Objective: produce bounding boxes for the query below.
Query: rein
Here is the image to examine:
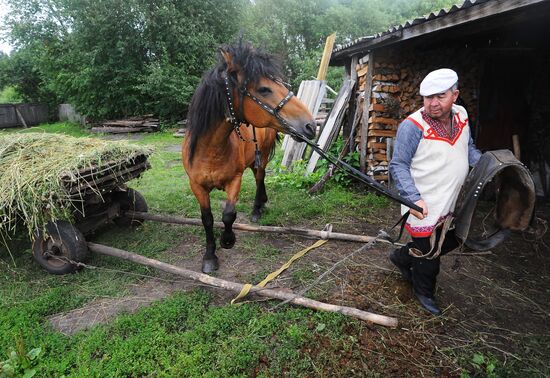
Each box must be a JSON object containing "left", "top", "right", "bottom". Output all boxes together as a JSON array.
[{"left": 285, "top": 126, "right": 424, "bottom": 214}]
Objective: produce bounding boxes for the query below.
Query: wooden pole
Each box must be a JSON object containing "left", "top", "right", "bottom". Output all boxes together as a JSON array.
[
  {"left": 87, "top": 242, "right": 398, "bottom": 328},
  {"left": 15, "top": 105, "right": 28, "bottom": 128},
  {"left": 512, "top": 134, "right": 521, "bottom": 161},
  {"left": 126, "top": 211, "right": 391, "bottom": 244},
  {"left": 360, "top": 52, "right": 374, "bottom": 173},
  {"left": 317, "top": 33, "right": 336, "bottom": 81}
]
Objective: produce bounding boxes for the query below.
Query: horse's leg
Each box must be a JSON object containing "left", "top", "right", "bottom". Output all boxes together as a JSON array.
[
  {"left": 220, "top": 177, "right": 241, "bottom": 249},
  {"left": 251, "top": 167, "right": 268, "bottom": 223},
  {"left": 189, "top": 181, "right": 218, "bottom": 273}
]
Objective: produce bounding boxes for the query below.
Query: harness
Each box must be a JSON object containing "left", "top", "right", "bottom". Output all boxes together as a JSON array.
[
  {"left": 454, "top": 149, "right": 536, "bottom": 250},
  {"left": 222, "top": 72, "right": 294, "bottom": 168}
]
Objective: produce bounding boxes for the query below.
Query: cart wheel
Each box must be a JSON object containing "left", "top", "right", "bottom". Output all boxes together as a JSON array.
[
  {"left": 114, "top": 188, "right": 148, "bottom": 227},
  {"left": 33, "top": 221, "right": 89, "bottom": 275}
]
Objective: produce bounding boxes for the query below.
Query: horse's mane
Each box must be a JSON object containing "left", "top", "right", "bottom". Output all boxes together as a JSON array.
[{"left": 186, "top": 42, "right": 284, "bottom": 164}]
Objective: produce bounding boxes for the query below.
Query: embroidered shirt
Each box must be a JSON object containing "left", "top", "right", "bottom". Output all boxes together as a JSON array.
[
  {"left": 421, "top": 110, "right": 458, "bottom": 140},
  {"left": 389, "top": 105, "right": 482, "bottom": 237}
]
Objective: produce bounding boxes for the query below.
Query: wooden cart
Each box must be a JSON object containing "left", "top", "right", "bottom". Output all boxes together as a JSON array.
[{"left": 32, "top": 154, "right": 150, "bottom": 274}]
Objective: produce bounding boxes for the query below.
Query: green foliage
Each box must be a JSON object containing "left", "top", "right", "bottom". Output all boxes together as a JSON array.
[
  {"left": 460, "top": 352, "right": 498, "bottom": 378},
  {"left": 0, "top": 86, "right": 23, "bottom": 103},
  {"left": 0, "top": 335, "right": 42, "bottom": 378},
  {"left": 266, "top": 159, "right": 324, "bottom": 190},
  {"left": 1, "top": 0, "right": 459, "bottom": 120}
]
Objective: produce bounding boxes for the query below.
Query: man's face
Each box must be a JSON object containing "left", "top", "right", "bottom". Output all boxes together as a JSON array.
[{"left": 423, "top": 89, "right": 459, "bottom": 121}]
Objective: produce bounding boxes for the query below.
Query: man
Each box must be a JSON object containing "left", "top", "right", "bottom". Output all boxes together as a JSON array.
[{"left": 389, "top": 68, "right": 481, "bottom": 315}]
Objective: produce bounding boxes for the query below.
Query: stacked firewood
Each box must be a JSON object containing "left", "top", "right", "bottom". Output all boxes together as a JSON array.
[
  {"left": 353, "top": 47, "right": 480, "bottom": 183},
  {"left": 91, "top": 115, "right": 160, "bottom": 134},
  {"left": 356, "top": 62, "right": 403, "bottom": 181}
]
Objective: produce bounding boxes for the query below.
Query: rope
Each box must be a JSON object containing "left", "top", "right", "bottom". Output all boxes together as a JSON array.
[
  {"left": 270, "top": 230, "right": 385, "bottom": 311},
  {"left": 231, "top": 238, "right": 328, "bottom": 304}
]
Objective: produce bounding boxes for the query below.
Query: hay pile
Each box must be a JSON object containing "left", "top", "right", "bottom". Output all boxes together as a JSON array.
[{"left": 0, "top": 133, "right": 153, "bottom": 243}]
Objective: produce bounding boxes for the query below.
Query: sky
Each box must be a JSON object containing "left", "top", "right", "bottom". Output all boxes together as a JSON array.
[{"left": 0, "top": 0, "right": 12, "bottom": 54}]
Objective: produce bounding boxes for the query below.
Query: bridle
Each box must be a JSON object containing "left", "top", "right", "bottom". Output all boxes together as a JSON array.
[{"left": 222, "top": 71, "right": 294, "bottom": 142}]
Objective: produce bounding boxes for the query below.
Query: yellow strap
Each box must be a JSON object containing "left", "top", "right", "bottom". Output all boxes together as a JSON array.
[{"left": 231, "top": 239, "right": 328, "bottom": 304}]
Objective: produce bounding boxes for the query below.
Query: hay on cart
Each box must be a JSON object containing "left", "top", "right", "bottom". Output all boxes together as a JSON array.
[{"left": 0, "top": 132, "right": 153, "bottom": 244}]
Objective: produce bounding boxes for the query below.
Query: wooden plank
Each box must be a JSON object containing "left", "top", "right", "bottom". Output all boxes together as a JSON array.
[
  {"left": 343, "top": 55, "right": 359, "bottom": 141},
  {"left": 360, "top": 52, "right": 374, "bottom": 173},
  {"left": 317, "top": 33, "right": 336, "bottom": 80},
  {"left": 368, "top": 130, "right": 396, "bottom": 137},
  {"left": 368, "top": 117, "right": 398, "bottom": 125},
  {"left": 281, "top": 80, "right": 326, "bottom": 167},
  {"left": 306, "top": 79, "right": 355, "bottom": 173}
]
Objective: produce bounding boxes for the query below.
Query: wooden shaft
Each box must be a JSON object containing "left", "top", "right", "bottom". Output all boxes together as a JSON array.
[
  {"left": 87, "top": 242, "right": 398, "bottom": 328},
  {"left": 126, "top": 211, "right": 386, "bottom": 244}
]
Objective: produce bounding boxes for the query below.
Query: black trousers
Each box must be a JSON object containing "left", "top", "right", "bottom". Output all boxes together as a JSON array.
[{"left": 393, "top": 229, "right": 460, "bottom": 297}]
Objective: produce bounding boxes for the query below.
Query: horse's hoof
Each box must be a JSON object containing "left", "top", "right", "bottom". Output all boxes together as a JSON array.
[
  {"left": 220, "top": 232, "right": 236, "bottom": 249},
  {"left": 202, "top": 258, "right": 219, "bottom": 273},
  {"left": 251, "top": 211, "right": 261, "bottom": 223}
]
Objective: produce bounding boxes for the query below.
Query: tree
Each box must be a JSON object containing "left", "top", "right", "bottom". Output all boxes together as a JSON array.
[{"left": 3, "top": 0, "right": 246, "bottom": 120}]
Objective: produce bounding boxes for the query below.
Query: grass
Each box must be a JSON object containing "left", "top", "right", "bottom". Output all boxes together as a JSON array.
[
  {"left": 1, "top": 122, "right": 544, "bottom": 377},
  {"left": 0, "top": 122, "right": 390, "bottom": 377}
]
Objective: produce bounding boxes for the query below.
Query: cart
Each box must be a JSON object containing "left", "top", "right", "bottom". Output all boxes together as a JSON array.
[{"left": 32, "top": 153, "right": 150, "bottom": 274}]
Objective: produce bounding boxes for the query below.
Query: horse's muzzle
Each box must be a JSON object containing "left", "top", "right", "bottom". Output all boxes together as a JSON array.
[{"left": 290, "top": 120, "right": 316, "bottom": 141}]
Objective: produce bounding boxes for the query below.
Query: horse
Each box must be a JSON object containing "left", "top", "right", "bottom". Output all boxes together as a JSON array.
[{"left": 182, "top": 43, "right": 316, "bottom": 273}]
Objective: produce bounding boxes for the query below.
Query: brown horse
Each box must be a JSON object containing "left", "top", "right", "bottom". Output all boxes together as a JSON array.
[{"left": 182, "top": 43, "right": 315, "bottom": 273}]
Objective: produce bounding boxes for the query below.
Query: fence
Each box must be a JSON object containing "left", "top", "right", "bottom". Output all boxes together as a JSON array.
[
  {"left": 0, "top": 103, "right": 49, "bottom": 128},
  {"left": 58, "top": 103, "right": 87, "bottom": 126}
]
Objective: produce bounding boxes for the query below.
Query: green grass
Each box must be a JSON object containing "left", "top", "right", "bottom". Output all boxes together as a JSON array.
[
  {"left": 4, "top": 122, "right": 540, "bottom": 377},
  {"left": 0, "top": 122, "right": 390, "bottom": 377}
]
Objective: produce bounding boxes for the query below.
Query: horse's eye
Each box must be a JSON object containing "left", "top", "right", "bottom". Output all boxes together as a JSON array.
[{"left": 257, "top": 87, "right": 272, "bottom": 96}]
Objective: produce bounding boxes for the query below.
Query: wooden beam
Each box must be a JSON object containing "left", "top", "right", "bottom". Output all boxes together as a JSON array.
[
  {"left": 360, "top": 52, "right": 374, "bottom": 173},
  {"left": 126, "top": 211, "right": 394, "bottom": 244},
  {"left": 317, "top": 33, "right": 336, "bottom": 80},
  {"left": 87, "top": 242, "right": 398, "bottom": 328}
]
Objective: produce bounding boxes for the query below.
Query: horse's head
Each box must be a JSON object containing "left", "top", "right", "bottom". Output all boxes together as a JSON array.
[{"left": 220, "top": 45, "right": 316, "bottom": 140}]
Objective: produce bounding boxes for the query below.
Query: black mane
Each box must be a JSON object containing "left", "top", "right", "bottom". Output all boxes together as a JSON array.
[{"left": 186, "top": 42, "right": 284, "bottom": 164}]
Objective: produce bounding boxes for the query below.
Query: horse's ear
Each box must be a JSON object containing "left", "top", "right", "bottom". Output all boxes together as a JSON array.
[{"left": 220, "top": 48, "right": 238, "bottom": 73}]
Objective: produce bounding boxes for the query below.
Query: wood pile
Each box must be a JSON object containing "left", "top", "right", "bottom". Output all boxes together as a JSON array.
[
  {"left": 91, "top": 115, "right": 160, "bottom": 134},
  {"left": 356, "top": 61, "right": 402, "bottom": 182},
  {"left": 352, "top": 47, "right": 480, "bottom": 183}
]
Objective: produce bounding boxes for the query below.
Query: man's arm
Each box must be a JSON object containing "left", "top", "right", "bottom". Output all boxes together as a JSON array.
[
  {"left": 468, "top": 133, "right": 482, "bottom": 167},
  {"left": 389, "top": 120, "right": 422, "bottom": 203}
]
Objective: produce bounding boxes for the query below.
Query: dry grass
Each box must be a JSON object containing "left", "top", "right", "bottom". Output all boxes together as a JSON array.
[{"left": 0, "top": 132, "right": 152, "bottom": 244}]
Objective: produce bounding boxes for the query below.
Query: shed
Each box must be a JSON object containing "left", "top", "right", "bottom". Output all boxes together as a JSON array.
[{"left": 330, "top": 0, "right": 550, "bottom": 197}]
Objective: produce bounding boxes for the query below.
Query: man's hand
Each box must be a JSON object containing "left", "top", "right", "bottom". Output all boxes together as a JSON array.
[{"left": 411, "top": 199, "right": 428, "bottom": 220}]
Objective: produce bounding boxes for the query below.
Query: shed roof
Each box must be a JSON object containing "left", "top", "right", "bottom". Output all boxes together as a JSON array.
[{"left": 330, "top": 0, "right": 549, "bottom": 65}]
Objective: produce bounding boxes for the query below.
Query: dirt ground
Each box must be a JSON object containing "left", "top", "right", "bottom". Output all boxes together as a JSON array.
[{"left": 49, "top": 193, "right": 550, "bottom": 376}]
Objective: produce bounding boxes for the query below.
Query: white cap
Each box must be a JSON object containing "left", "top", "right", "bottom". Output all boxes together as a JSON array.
[{"left": 419, "top": 68, "right": 458, "bottom": 96}]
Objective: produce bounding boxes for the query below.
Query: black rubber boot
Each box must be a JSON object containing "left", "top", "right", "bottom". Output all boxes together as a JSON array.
[
  {"left": 411, "top": 257, "right": 441, "bottom": 315},
  {"left": 389, "top": 246, "right": 413, "bottom": 283},
  {"left": 413, "top": 291, "right": 441, "bottom": 315}
]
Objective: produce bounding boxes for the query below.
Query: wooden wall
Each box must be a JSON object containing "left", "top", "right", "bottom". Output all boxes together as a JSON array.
[{"left": 0, "top": 103, "right": 49, "bottom": 128}]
